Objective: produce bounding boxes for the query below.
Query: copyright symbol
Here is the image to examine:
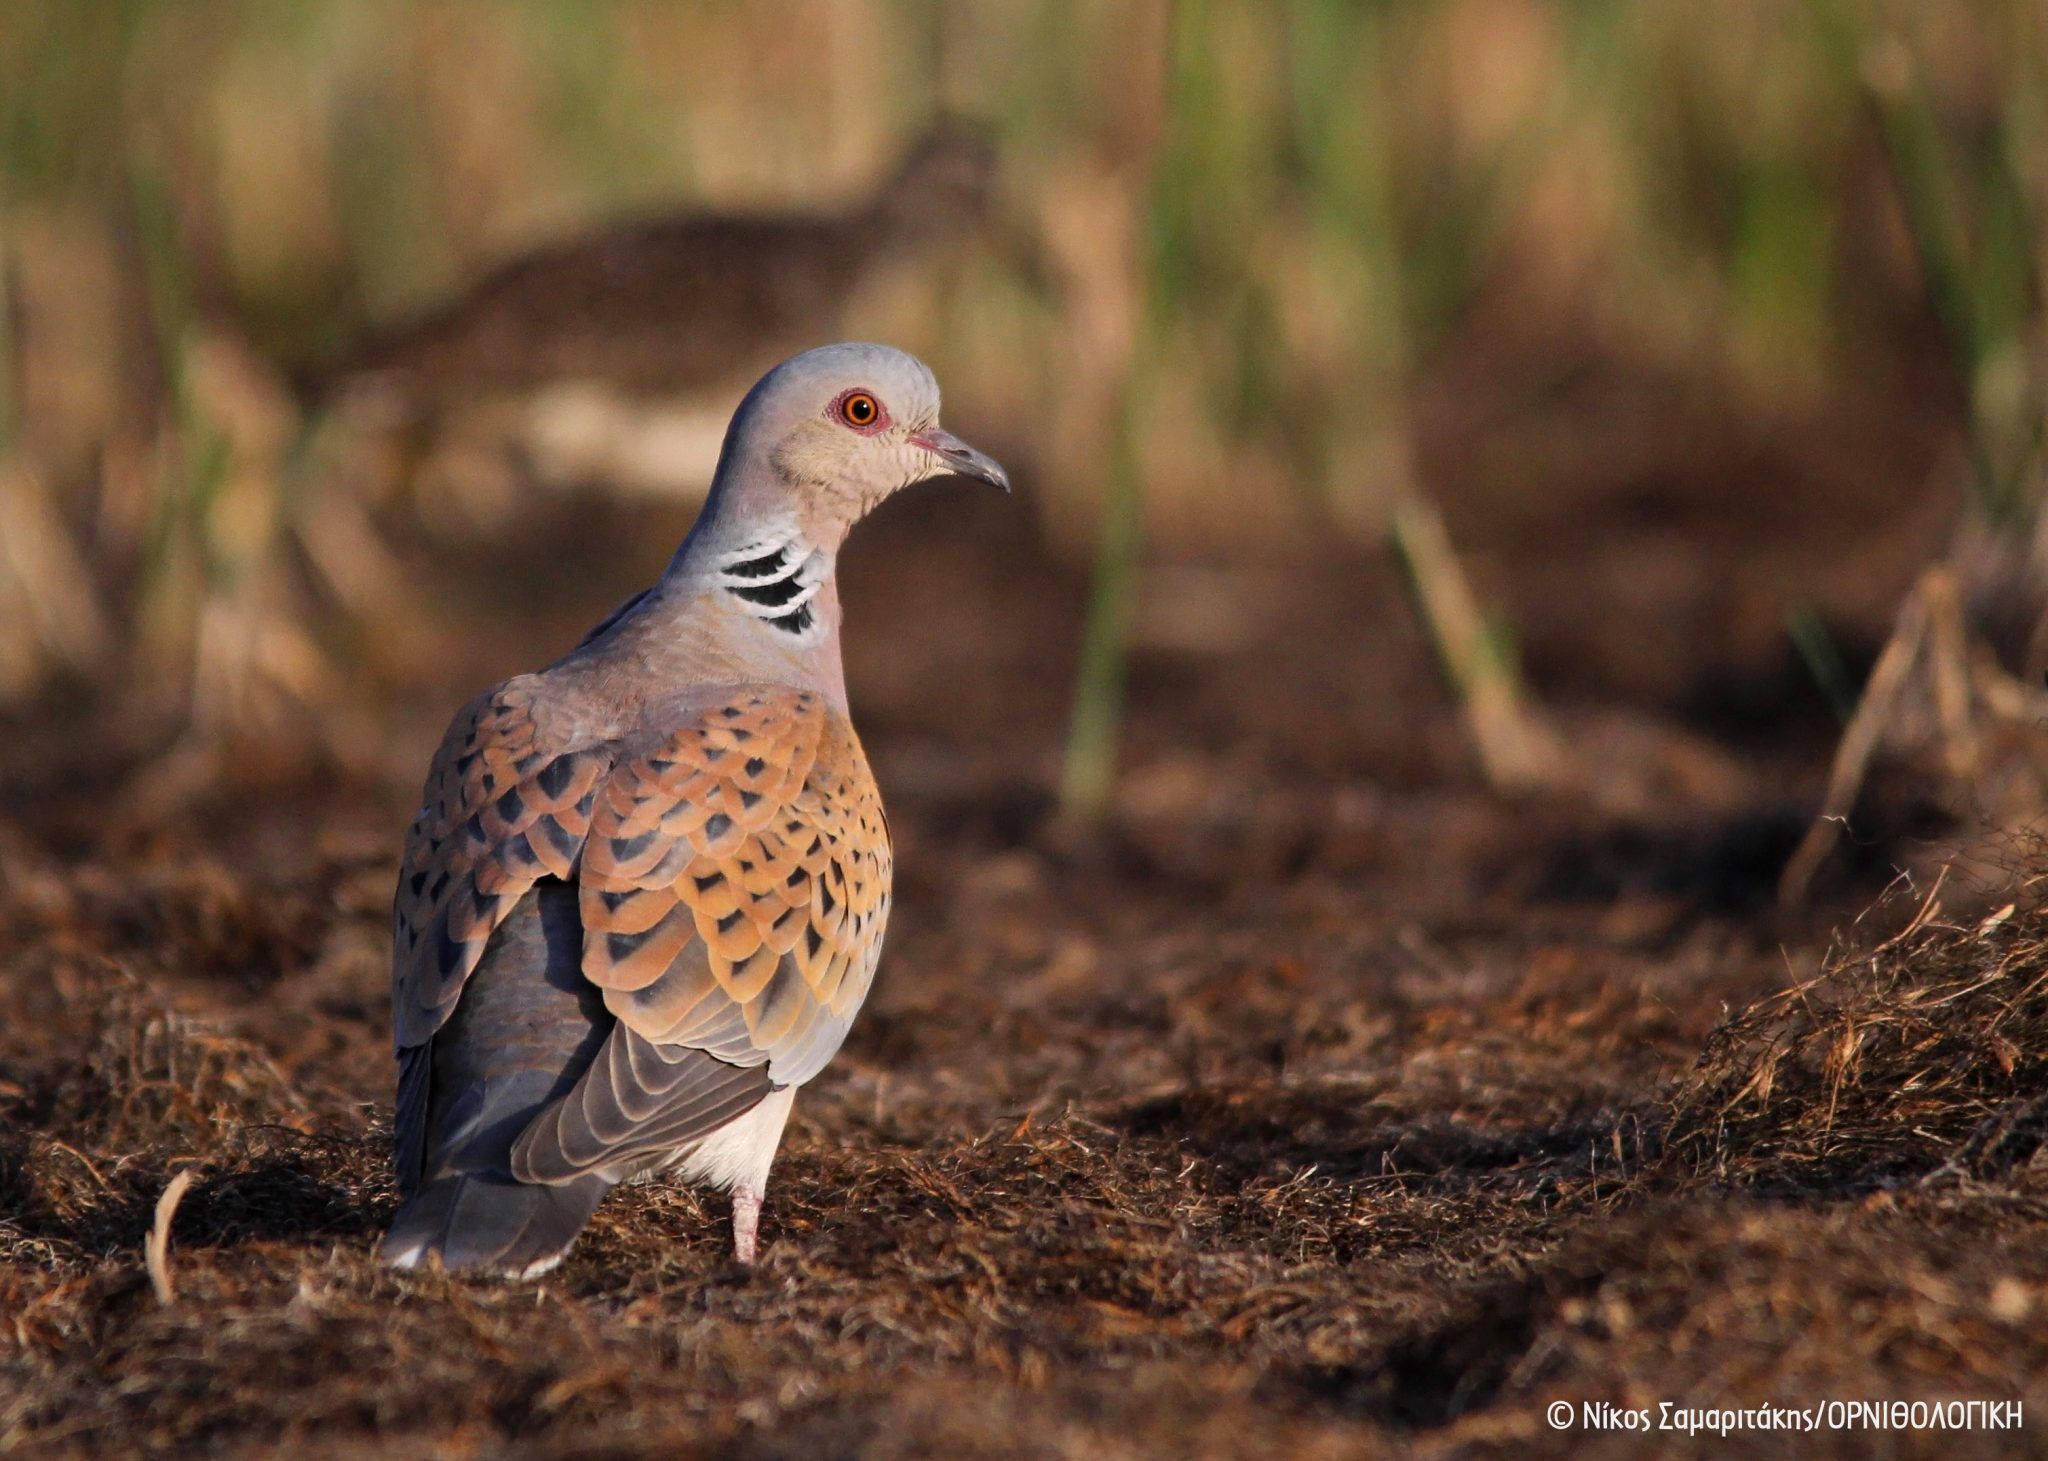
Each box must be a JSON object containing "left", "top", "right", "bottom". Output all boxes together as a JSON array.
[{"left": 1547, "top": 1401, "right": 1574, "bottom": 1430}]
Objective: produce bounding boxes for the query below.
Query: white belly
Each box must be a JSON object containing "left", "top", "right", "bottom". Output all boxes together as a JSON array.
[{"left": 656, "top": 1086, "right": 796, "bottom": 1194}]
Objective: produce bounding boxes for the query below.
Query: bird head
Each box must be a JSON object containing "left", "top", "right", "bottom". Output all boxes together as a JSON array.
[{"left": 713, "top": 342, "right": 1008, "bottom": 542}]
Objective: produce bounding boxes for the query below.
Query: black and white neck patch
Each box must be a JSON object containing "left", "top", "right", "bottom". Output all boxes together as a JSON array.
[{"left": 713, "top": 528, "right": 829, "bottom": 638}]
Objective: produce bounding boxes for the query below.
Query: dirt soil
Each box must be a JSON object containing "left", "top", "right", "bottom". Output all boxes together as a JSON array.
[{"left": 5, "top": 413, "right": 2048, "bottom": 1458}]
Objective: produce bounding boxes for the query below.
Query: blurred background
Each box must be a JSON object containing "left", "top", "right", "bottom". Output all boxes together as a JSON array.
[
  {"left": 1, "top": 0, "right": 2045, "bottom": 868},
  {"left": 9, "top": 5, "right": 2048, "bottom": 1451}
]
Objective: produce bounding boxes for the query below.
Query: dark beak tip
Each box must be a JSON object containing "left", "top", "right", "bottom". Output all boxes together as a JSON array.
[
  {"left": 920, "top": 429, "right": 1011, "bottom": 494},
  {"left": 956, "top": 466, "right": 1010, "bottom": 494}
]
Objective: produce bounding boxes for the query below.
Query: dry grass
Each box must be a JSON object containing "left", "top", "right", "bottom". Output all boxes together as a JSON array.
[
  {"left": 3, "top": 718, "right": 2045, "bottom": 1456},
  {"left": 1665, "top": 863, "right": 2048, "bottom": 1197}
]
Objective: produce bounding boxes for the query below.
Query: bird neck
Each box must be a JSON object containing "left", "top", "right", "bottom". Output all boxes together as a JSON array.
[
  {"left": 673, "top": 509, "right": 838, "bottom": 639},
  {"left": 568, "top": 485, "right": 849, "bottom": 712}
]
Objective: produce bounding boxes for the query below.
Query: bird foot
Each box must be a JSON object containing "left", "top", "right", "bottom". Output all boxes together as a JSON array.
[{"left": 731, "top": 1183, "right": 762, "bottom": 1265}]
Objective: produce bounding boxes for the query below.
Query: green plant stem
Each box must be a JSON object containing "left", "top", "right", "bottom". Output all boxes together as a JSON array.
[
  {"left": 1787, "top": 604, "right": 1859, "bottom": 726},
  {"left": 1057, "top": 0, "right": 1201, "bottom": 824},
  {"left": 1059, "top": 372, "right": 1146, "bottom": 821},
  {"left": 1812, "top": 0, "right": 2038, "bottom": 526},
  {"left": 0, "top": 222, "right": 15, "bottom": 461}
]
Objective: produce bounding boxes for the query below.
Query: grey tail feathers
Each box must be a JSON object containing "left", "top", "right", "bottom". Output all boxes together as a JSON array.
[
  {"left": 385, "top": 879, "right": 615, "bottom": 1277},
  {"left": 380, "top": 1170, "right": 613, "bottom": 1279}
]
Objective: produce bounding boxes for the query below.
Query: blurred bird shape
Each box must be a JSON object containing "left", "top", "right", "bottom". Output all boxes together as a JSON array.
[{"left": 314, "top": 125, "right": 1006, "bottom": 505}]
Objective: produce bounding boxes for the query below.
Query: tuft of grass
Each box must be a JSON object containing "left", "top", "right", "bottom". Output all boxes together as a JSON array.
[{"left": 1665, "top": 878, "right": 2048, "bottom": 1193}]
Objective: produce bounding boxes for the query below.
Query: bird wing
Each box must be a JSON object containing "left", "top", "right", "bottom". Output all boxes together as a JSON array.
[
  {"left": 395, "top": 679, "right": 889, "bottom": 1184},
  {"left": 508, "top": 684, "right": 891, "bottom": 1181},
  {"left": 391, "top": 675, "right": 614, "bottom": 1053}
]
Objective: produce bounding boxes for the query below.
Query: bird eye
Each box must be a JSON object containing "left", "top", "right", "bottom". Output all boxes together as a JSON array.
[{"left": 837, "top": 390, "right": 884, "bottom": 431}]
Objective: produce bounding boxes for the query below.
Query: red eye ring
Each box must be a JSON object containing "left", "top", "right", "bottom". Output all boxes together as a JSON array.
[{"left": 833, "top": 389, "right": 889, "bottom": 434}]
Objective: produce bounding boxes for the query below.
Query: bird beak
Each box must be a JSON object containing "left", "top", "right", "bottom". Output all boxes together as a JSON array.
[{"left": 910, "top": 427, "right": 1011, "bottom": 493}]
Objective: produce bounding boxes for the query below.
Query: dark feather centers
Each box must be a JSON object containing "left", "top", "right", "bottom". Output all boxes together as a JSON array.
[
  {"left": 724, "top": 550, "right": 791, "bottom": 580},
  {"left": 715, "top": 536, "right": 822, "bottom": 637},
  {"left": 729, "top": 577, "right": 807, "bottom": 609}
]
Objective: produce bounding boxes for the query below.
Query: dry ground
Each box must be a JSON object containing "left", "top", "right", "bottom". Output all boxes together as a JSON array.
[{"left": 3, "top": 455, "right": 2048, "bottom": 1458}]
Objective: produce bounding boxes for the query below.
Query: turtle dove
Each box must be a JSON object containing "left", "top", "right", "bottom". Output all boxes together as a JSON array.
[{"left": 380, "top": 343, "right": 1008, "bottom": 1277}]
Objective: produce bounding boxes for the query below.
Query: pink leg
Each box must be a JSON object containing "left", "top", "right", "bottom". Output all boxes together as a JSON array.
[{"left": 731, "top": 1182, "right": 763, "bottom": 1265}]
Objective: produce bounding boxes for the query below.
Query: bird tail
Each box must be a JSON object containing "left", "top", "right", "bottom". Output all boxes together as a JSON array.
[{"left": 380, "top": 1171, "right": 613, "bottom": 1279}]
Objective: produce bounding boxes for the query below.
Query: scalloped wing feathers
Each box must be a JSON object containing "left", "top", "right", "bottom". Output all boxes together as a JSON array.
[
  {"left": 390, "top": 677, "right": 612, "bottom": 1051},
  {"left": 579, "top": 687, "right": 891, "bottom": 1084},
  {"left": 391, "top": 681, "right": 889, "bottom": 1175}
]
